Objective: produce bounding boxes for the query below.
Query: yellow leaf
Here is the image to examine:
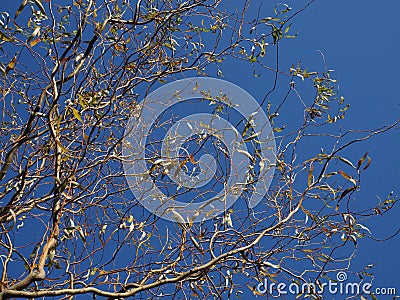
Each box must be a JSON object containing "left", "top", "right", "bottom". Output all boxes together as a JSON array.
[
  {"left": 5, "top": 55, "right": 17, "bottom": 74},
  {"left": 0, "top": 31, "right": 13, "bottom": 42},
  {"left": 30, "top": 37, "right": 41, "bottom": 47}
]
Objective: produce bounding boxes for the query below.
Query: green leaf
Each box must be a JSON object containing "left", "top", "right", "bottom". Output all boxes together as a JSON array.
[
  {"left": 248, "top": 55, "right": 257, "bottom": 63},
  {"left": 70, "top": 107, "right": 83, "bottom": 123},
  {"left": 271, "top": 27, "right": 282, "bottom": 44},
  {"left": 260, "top": 17, "right": 280, "bottom": 23}
]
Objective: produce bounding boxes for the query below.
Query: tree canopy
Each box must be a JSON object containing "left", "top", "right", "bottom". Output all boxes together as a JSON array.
[{"left": 0, "top": 0, "right": 398, "bottom": 299}]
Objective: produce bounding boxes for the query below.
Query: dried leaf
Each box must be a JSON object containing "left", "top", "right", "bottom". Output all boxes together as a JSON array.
[
  {"left": 189, "top": 154, "right": 197, "bottom": 164},
  {"left": 340, "top": 186, "right": 357, "bottom": 200},
  {"left": 30, "top": 37, "right": 41, "bottom": 47},
  {"left": 339, "top": 170, "right": 357, "bottom": 186},
  {"left": 363, "top": 157, "right": 371, "bottom": 170},
  {"left": 338, "top": 156, "right": 355, "bottom": 168},
  {"left": 5, "top": 55, "right": 17, "bottom": 74},
  {"left": 15, "top": 0, "right": 29, "bottom": 18},
  {"left": 357, "top": 152, "right": 369, "bottom": 170}
]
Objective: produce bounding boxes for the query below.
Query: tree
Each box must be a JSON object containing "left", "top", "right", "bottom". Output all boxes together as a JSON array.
[{"left": 0, "top": 0, "right": 398, "bottom": 299}]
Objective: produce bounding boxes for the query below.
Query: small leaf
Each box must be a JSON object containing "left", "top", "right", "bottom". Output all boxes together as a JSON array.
[
  {"left": 339, "top": 170, "right": 357, "bottom": 186},
  {"left": 189, "top": 154, "right": 197, "bottom": 164},
  {"left": 164, "top": 43, "right": 175, "bottom": 51},
  {"left": 308, "top": 164, "right": 314, "bottom": 186},
  {"left": 70, "top": 107, "right": 83, "bottom": 123},
  {"left": 32, "top": 27, "right": 41, "bottom": 37},
  {"left": 32, "top": 0, "right": 47, "bottom": 16},
  {"left": 0, "top": 31, "right": 13, "bottom": 42},
  {"left": 248, "top": 55, "right": 257, "bottom": 63},
  {"left": 357, "top": 152, "right": 369, "bottom": 170},
  {"left": 30, "top": 37, "right": 41, "bottom": 47},
  {"left": 338, "top": 156, "right": 355, "bottom": 168},
  {"left": 357, "top": 223, "right": 372, "bottom": 234},
  {"left": 273, "top": 126, "right": 286, "bottom": 132},
  {"left": 243, "top": 132, "right": 260, "bottom": 142},
  {"left": 15, "top": 0, "right": 29, "bottom": 18},
  {"left": 5, "top": 54, "right": 17, "bottom": 74},
  {"left": 78, "top": 94, "right": 88, "bottom": 108},
  {"left": 340, "top": 186, "right": 357, "bottom": 199},
  {"left": 323, "top": 171, "right": 338, "bottom": 178},
  {"left": 363, "top": 157, "right": 371, "bottom": 170}
]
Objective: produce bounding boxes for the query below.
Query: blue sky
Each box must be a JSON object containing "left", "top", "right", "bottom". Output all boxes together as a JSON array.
[
  {"left": 221, "top": 0, "right": 400, "bottom": 293},
  {"left": 281, "top": 1, "right": 400, "bottom": 290}
]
